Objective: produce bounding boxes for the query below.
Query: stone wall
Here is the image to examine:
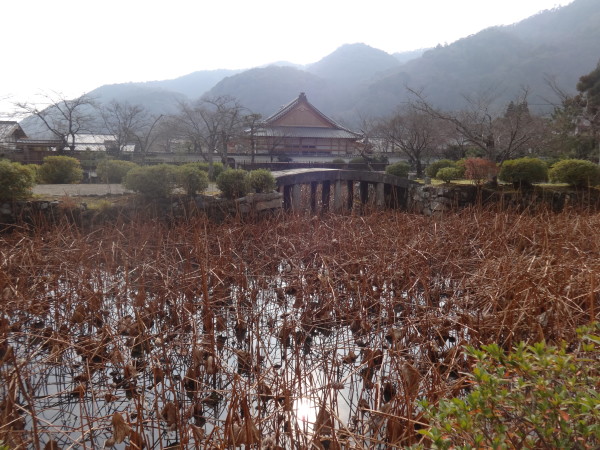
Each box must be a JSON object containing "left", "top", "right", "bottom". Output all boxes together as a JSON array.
[{"left": 409, "top": 183, "right": 600, "bottom": 215}]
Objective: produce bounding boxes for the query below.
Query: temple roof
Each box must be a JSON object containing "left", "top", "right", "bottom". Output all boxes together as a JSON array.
[
  {"left": 254, "top": 126, "right": 359, "bottom": 140},
  {"left": 264, "top": 93, "right": 360, "bottom": 137}
]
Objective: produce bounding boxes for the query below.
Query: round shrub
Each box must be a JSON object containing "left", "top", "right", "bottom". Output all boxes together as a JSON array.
[
  {"left": 37, "top": 155, "right": 83, "bottom": 184},
  {"left": 331, "top": 158, "right": 345, "bottom": 164},
  {"left": 385, "top": 161, "right": 410, "bottom": 178},
  {"left": 549, "top": 159, "right": 600, "bottom": 188},
  {"left": 248, "top": 169, "right": 276, "bottom": 193},
  {"left": 436, "top": 167, "right": 462, "bottom": 184},
  {"left": 186, "top": 161, "right": 224, "bottom": 181},
  {"left": 0, "top": 160, "right": 36, "bottom": 201},
  {"left": 426, "top": 159, "right": 457, "bottom": 178},
  {"left": 216, "top": 169, "right": 250, "bottom": 199},
  {"left": 499, "top": 157, "right": 548, "bottom": 188},
  {"left": 96, "top": 159, "right": 139, "bottom": 183},
  {"left": 124, "top": 164, "right": 176, "bottom": 198},
  {"left": 462, "top": 158, "right": 499, "bottom": 184},
  {"left": 174, "top": 164, "right": 209, "bottom": 196}
]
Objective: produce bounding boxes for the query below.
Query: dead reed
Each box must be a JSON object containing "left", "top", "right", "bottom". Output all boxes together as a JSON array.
[{"left": 0, "top": 207, "right": 598, "bottom": 448}]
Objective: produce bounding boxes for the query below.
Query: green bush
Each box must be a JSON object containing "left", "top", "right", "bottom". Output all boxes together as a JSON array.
[
  {"left": 174, "top": 164, "right": 209, "bottom": 196},
  {"left": 548, "top": 159, "right": 600, "bottom": 188},
  {"left": 37, "top": 155, "right": 83, "bottom": 184},
  {"left": 331, "top": 158, "right": 346, "bottom": 164},
  {"left": 216, "top": 169, "right": 250, "bottom": 199},
  {"left": 499, "top": 157, "right": 548, "bottom": 188},
  {"left": 385, "top": 161, "right": 410, "bottom": 178},
  {"left": 124, "top": 164, "right": 176, "bottom": 198},
  {"left": 0, "top": 160, "right": 36, "bottom": 201},
  {"left": 186, "top": 161, "right": 224, "bottom": 181},
  {"left": 426, "top": 159, "right": 457, "bottom": 178},
  {"left": 436, "top": 167, "right": 462, "bottom": 183},
  {"left": 419, "top": 324, "right": 600, "bottom": 449},
  {"left": 96, "top": 159, "right": 139, "bottom": 183},
  {"left": 248, "top": 169, "right": 276, "bottom": 193}
]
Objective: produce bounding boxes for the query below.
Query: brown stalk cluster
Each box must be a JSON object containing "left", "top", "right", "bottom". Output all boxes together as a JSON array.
[{"left": 0, "top": 207, "right": 598, "bottom": 448}]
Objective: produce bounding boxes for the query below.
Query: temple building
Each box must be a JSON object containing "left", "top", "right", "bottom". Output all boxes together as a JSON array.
[{"left": 249, "top": 93, "right": 362, "bottom": 157}]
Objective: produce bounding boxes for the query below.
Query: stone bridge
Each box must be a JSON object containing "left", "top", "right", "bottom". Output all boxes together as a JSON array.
[{"left": 272, "top": 168, "right": 416, "bottom": 212}]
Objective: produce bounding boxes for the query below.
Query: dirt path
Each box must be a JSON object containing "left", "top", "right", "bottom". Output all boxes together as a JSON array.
[{"left": 32, "top": 184, "right": 132, "bottom": 197}]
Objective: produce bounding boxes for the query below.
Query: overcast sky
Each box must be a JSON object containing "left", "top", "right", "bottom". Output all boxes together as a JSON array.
[{"left": 1, "top": 0, "right": 573, "bottom": 117}]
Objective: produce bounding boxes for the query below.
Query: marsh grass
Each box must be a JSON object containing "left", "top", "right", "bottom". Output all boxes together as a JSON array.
[{"left": 0, "top": 207, "right": 598, "bottom": 448}]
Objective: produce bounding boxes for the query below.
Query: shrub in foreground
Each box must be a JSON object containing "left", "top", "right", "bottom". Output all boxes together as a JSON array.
[
  {"left": 419, "top": 324, "right": 600, "bottom": 449},
  {"left": 499, "top": 157, "right": 548, "bottom": 188},
  {"left": 96, "top": 159, "right": 139, "bottom": 183},
  {"left": 0, "top": 160, "right": 36, "bottom": 201},
  {"left": 248, "top": 169, "right": 276, "bottom": 193},
  {"left": 174, "top": 164, "right": 209, "bottom": 196},
  {"left": 426, "top": 159, "right": 457, "bottom": 178},
  {"left": 436, "top": 167, "right": 462, "bottom": 183},
  {"left": 462, "top": 157, "right": 498, "bottom": 184},
  {"left": 124, "top": 164, "right": 176, "bottom": 198},
  {"left": 549, "top": 159, "right": 600, "bottom": 188},
  {"left": 37, "top": 155, "right": 83, "bottom": 184},
  {"left": 187, "top": 161, "right": 225, "bottom": 181},
  {"left": 216, "top": 169, "right": 250, "bottom": 199},
  {"left": 385, "top": 161, "right": 410, "bottom": 178}
]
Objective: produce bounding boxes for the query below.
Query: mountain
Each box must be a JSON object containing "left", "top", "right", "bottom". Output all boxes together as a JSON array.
[
  {"left": 306, "top": 43, "right": 401, "bottom": 87},
  {"left": 19, "top": 0, "right": 600, "bottom": 134},
  {"left": 358, "top": 0, "right": 600, "bottom": 116}
]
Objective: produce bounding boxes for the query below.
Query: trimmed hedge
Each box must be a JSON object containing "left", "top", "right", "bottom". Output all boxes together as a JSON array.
[
  {"left": 426, "top": 159, "right": 457, "bottom": 178},
  {"left": 549, "top": 159, "right": 600, "bottom": 188},
  {"left": 0, "top": 160, "right": 36, "bottom": 201},
  {"left": 37, "top": 156, "right": 83, "bottom": 184},
  {"left": 499, "top": 157, "right": 548, "bottom": 188},
  {"left": 385, "top": 161, "right": 410, "bottom": 178},
  {"left": 96, "top": 159, "right": 139, "bottom": 183},
  {"left": 436, "top": 167, "right": 462, "bottom": 183},
  {"left": 216, "top": 169, "right": 251, "bottom": 199},
  {"left": 124, "top": 164, "right": 176, "bottom": 198},
  {"left": 248, "top": 169, "right": 276, "bottom": 193},
  {"left": 174, "top": 164, "right": 209, "bottom": 196}
]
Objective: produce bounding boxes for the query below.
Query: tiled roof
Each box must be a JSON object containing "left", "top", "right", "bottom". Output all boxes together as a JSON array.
[
  {"left": 0, "top": 121, "right": 27, "bottom": 140},
  {"left": 264, "top": 93, "right": 358, "bottom": 135},
  {"left": 255, "top": 126, "right": 360, "bottom": 139}
]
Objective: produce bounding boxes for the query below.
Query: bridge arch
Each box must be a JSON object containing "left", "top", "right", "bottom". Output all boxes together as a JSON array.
[{"left": 272, "top": 168, "right": 415, "bottom": 213}]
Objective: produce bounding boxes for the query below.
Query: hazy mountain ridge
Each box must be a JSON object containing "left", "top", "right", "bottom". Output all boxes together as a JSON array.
[{"left": 20, "top": 0, "right": 600, "bottom": 134}]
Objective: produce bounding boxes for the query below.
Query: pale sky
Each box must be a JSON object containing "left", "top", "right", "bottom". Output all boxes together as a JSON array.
[{"left": 0, "top": 0, "right": 573, "bottom": 117}]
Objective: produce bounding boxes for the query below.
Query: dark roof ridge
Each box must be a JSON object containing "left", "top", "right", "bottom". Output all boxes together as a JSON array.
[{"left": 264, "top": 92, "right": 357, "bottom": 134}]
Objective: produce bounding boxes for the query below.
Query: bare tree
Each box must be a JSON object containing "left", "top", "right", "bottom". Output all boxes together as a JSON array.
[
  {"left": 377, "top": 104, "right": 443, "bottom": 177},
  {"left": 242, "top": 113, "right": 263, "bottom": 164},
  {"left": 99, "top": 101, "right": 149, "bottom": 156},
  {"left": 16, "top": 92, "right": 96, "bottom": 152},
  {"left": 174, "top": 95, "right": 245, "bottom": 176},
  {"left": 410, "top": 87, "right": 544, "bottom": 163}
]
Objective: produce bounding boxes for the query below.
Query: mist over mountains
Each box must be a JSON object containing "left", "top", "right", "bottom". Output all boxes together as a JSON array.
[{"left": 21, "top": 0, "right": 600, "bottom": 135}]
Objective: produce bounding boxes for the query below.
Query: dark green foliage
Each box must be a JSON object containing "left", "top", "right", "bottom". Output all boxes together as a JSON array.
[
  {"left": 436, "top": 167, "right": 462, "bottom": 183},
  {"left": 0, "top": 160, "right": 36, "bottom": 201},
  {"left": 37, "top": 156, "right": 83, "bottom": 184},
  {"left": 419, "top": 324, "right": 600, "bottom": 449},
  {"left": 549, "top": 159, "right": 600, "bottom": 187},
  {"left": 96, "top": 160, "right": 139, "bottom": 183},
  {"left": 277, "top": 154, "right": 293, "bottom": 162},
  {"left": 174, "top": 164, "right": 209, "bottom": 196},
  {"left": 385, "top": 161, "right": 410, "bottom": 178},
  {"left": 426, "top": 159, "right": 457, "bottom": 178},
  {"left": 498, "top": 157, "right": 548, "bottom": 188},
  {"left": 331, "top": 158, "right": 346, "bottom": 164},
  {"left": 248, "top": 169, "right": 276, "bottom": 193},
  {"left": 216, "top": 169, "right": 250, "bottom": 199},
  {"left": 124, "top": 164, "right": 176, "bottom": 198},
  {"left": 183, "top": 162, "right": 224, "bottom": 181}
]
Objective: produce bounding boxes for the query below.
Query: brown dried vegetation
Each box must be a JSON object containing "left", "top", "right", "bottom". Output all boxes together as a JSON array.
[{"left": 0, "top": 207, "right": 599, "bottom": 448}]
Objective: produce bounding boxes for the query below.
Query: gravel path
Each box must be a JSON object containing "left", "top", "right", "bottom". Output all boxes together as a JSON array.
[{"left": 32, "top": 184, "right": 132, "bottom": 197}]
